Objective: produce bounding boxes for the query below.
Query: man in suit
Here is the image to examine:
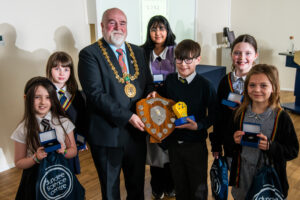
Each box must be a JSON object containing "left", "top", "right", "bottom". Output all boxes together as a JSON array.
[{"left": 78, "top": 7, "right": 155, "bottom": 200}]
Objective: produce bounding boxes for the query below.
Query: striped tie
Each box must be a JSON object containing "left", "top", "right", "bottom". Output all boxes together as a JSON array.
[
  {"left": 41, "top": 119, "right": 51, "bottom": 131},
  {"left": 58, "top": 89, "right": 67, "bottom": 107},
  {"left": 179, "top": 77, "right": 187, "bottom": 84},
  {"left": 116, "top": 48, "right": 127, "bottom": 73}
]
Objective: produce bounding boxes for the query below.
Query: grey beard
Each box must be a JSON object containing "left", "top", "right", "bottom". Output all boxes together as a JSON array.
[{"left": 111, "top": 34, "right": 125, "bottom": 47}]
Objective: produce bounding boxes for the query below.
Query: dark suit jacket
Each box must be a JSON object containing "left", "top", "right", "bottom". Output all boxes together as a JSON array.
[{"left": 78, "top": 38, "right": 153, "bottom": 147}]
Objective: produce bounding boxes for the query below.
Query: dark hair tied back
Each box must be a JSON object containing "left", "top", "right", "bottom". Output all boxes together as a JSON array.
[{"left": 231, "top": 34, "right": 257, "bottom": 53}]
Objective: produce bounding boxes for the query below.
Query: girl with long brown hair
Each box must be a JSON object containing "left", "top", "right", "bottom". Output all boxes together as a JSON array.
[
  {"left": 229, "top": 64, "right": 299, "bottom": 199},
  {"left": 11, "top": 77, "right": 77, "bottom": 200}
]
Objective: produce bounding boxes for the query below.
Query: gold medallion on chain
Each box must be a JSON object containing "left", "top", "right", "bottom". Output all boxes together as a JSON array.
[
  {"left": 98, "top": 39, "right": 139, "bottom": 98},
  {"left": 124, "top": 83, "right": 136, "bottom": 98}
]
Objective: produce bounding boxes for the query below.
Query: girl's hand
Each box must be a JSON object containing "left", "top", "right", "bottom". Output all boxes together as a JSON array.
[
  {"left": 36, "top": 146, "right": 47, "bottom": 160},
  {"left": 175, "top": 118, "right": 198, "bottom": 130},
  {"left": 64, "top": 131, "right": 78, "bottom": 158},
  {"left": 213, "top": 152, "right": 219, "bottom": 159},
  {"left": 79, "top": 145, "right": 89, "bottom": 152},
  {"left": 56, "top": 143, "right": 66, "bottom": 155},
  {"left": 257, "top": 133, "right": 269, "bottom": 150},
  {"left": 233, "top": 131, "right": 244, "bottom": 144},
  {"left": 227, "top": 101, "right": 241, "bottom": 110}
]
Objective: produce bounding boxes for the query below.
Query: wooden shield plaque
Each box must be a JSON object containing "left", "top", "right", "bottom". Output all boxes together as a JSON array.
[{"left": 136, "top": 94, "right": 176, "bottom": 143}]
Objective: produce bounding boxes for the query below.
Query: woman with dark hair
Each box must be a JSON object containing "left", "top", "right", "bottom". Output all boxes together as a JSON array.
[
  {"left": 141, "top": 15, "right": 176, "bottom": 85},
  {"left": 141, "top": 15, "right": 176, "bottom": 199}
]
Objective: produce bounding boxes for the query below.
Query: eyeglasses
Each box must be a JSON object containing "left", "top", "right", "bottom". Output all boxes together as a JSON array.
[{"left": 175, "top": 58, "right": 194, "bottom": 64}]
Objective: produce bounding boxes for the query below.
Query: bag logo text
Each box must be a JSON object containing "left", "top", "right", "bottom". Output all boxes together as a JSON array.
[{"left": 39, "top": 164, "right": 73, "bottom": 199}]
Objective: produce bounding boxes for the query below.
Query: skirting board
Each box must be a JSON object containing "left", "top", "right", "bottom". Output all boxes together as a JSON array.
[{"left": 281, "top": 88, "right": 294, "bottom": 92}]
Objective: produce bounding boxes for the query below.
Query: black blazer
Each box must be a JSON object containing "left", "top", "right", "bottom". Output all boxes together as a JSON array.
[
  {"left": 65, "top": 90, "right": 87, "bottom": 137},
  {"left": 78, "top": 38, "right": 153, "bottom": 147}
]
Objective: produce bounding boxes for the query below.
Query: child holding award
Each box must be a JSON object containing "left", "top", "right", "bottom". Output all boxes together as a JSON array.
[
  {"left": 211, "top": 34, "right": 258, "bottom": 164},
  {"left": 160, "top": 39, "right": 216, "bottom": 200},
  {"left": 11, "top": 77, "right": 77, "bottom": 200},
  {"left": 229, "top": 64, "right": 299, "bottom": 199},
  {"left": 46, "top": 51, "right": 87, "bottom": 174}
]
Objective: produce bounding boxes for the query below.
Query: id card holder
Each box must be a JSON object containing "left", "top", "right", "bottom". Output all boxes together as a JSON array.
[
  {"left": 39, "top": 129, "right": 61, "bottom": 153},
  {"left": 221, "top": 92, "right": 243, "bottom": 108},
  {"left": 241, "top": 122, "right": 261, "bottom": 148},
  {"left": 75, "top": 133, "right": 86, "bottom": 150},
  {"left": 153, "top": 74, "right": 164, "bottom": 84}
]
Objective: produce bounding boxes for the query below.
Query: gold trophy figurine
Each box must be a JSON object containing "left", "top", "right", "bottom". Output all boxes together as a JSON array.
[{"left": 172, "top": 102, "right": 195, "bottom": 126}]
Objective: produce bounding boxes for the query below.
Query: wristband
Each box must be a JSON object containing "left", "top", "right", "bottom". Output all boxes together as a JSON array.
[
  {"left": 63, "top": 149, "right": 67, "bottom": 157},
  {"left": 32, "top": 153, "right": 40, "bottom": 164}
]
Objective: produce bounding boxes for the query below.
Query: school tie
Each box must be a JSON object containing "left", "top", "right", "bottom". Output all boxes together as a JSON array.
[
  {"left": 179, "top": 77, "right": 187, "bottom": 84},
  {"left": 116, "top": 48, "right": 127, "bottom": 73},
  {"left": 41, "top": 119, "right": 51, "bottom": 131},
  {"left": 58, "top": 89, "right": 67, "bottom": 107}
]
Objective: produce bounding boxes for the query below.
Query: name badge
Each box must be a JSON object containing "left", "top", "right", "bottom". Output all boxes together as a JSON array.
[
  {"left": 153, "top": 74, "right": 164, "bottom": 83},
  {"left": 221, "top": 92, "right": 243, "bottom": 108},
  {"left": 75, "top": 133, "right": 86, "bottom": 150},
  {"left": 39, "top": 129, "right": 61, "bottom": 153},
  {"left": 241, "top": 122, "right": 261, "bottom": 148}
]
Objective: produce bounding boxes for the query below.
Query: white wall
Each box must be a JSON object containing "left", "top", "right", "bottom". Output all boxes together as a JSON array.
[
  {"left": 1, "top": 0, "right": 90, "bottom": 52},
  {"left": 231, "top": 0, "right": 300, "bottom": 90},
  {"left": 95, "top": 0, "right": 142, "bottom": 44},
  {"left": 169, "top": 0, "right": 196, "bottom": 43},
  {"left": 196, "top": 0, "right": 231, "bottom": 65},
  {"left": 0, "top": 0, "right": 90, "bottom": 172}
]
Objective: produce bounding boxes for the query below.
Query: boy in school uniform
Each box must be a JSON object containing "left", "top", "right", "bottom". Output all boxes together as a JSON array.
[{"left": 160, "top": 39, "right": 216, "bottom": 200}]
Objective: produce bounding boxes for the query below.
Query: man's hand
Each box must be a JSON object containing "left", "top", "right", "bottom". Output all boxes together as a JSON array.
[
  {"left": 147, "top": 91, "right": 157, "bottom": 98},
  {"left": 129, "top": 114, "right": 145, "bottom": 131}
]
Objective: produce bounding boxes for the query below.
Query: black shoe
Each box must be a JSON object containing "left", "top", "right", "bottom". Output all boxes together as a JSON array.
[{"left": 152, "top": 191, "right": 164, "bottom": 200}]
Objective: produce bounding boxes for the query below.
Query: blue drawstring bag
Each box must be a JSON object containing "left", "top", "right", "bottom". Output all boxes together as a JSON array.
[
  {"left": 246, "top": 153, "right": 284, "bottom": 200},
  {"left": 210, "top": 157, "right": 228, "bottom": 200},
  {"left": 36, "top": 152, "right": 85, "bottom": 200}
]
